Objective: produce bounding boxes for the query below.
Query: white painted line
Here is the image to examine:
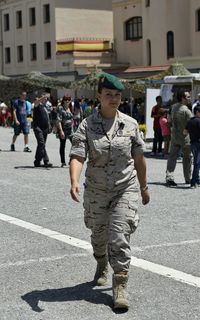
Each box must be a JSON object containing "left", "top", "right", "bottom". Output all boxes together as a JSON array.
[
  {"left": 132, "top": 239, "right": 200, "bottom": 252},
  {"left": 0, "top": 213, "right": 200, "bottom": 288},
  {"left": 0, "top": 253, "right": 89, "bottom": 269},
  {"left": 0, "top": 213, "right": 92, "bottom": 252},
  {"left": 131, "top": 257, "right": 200, "bottom": 288}
]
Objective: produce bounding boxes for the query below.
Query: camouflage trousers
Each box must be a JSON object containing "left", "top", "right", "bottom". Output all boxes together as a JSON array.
[
  {"left": 83, "top": 185, "right": 139, "bottom": 273},
  {"left": 166, "top": 142, "right": 192, "bottom": 182}
]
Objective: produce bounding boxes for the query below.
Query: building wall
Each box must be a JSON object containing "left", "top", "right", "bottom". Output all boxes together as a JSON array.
[
  {"left": 0, "top": 9, "right": 3, "bottom": 74},
  {"left": 113, "top": 0, "right": 200, "bottom": 69},
  {"left": 1, "top": 0, "right": 56, "bottom": 76},
  {"left": 0, "top": 0, "right": 113, "bottom": 77},
  {"left": 113, "top": 0, "right": 143, "bottom": 66},
  {"left": 55, "top": 0, "right": 113, "bottom": 40},
  {"left": 142, "top": 0, "right": 190, "bottom": 66},
  {"left": 190, "top": 0, "right": 200, "bottom": 56}
]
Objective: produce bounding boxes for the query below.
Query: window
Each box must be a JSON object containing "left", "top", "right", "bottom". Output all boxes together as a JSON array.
[
  {"left": 147, "top": 39, "right": 151, "bottom": 66},
  {"left": 30, "top": 43, "right": 37, "bottom": 61},
  {"left": 43, "top": 4, "right": 50, "bottom": 23},
  {"left": 125, "top": 17, "right": 143, "bottom": 40},
  {"left": 17, "top": 45, "right": 23, "bottom": 62},
  {"left": 29, "top": 7, "right": 36, "bottom": 26},
  {"left": 167, "top": 31, "right": 174, "bottom": 59},
  {"left": 5, "top": 47, "right": 11, "bottom": 64},
  {"left": 145, "top": 0, "right": 150, "bottom": 7},
  {"left": 196, "top": 9, "right": 200, "bottom": 31},
  {"left": 44, "top": 41, "right": 51, "bottom": 59},
  {"left": 16, "top": 10, "right": 22, "bottom": 29},
  {"left": 4, "top": 14, "right": 9, "bottom": 31}
]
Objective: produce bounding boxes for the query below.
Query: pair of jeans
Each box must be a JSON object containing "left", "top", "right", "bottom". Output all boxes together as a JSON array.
[
  {"left": 152, "top": 127, "right": 163, "bottom": 153},
  {"left": 191, "top": 142, "right": 200, "bottom": 185},
  {"left": 33, "top": 127, "right": 49, "bottom": 164},
  {"left": 59, "top": 136, "right": 72, "bottom": 164}
]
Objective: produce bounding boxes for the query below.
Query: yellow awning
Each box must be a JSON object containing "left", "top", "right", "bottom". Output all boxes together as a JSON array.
[{"left": 57, "top": 40, "right": 111, "bottom": 53}]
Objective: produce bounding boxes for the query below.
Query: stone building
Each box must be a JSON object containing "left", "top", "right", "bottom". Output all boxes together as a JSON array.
[
  {"left": 0, "top": 0, "right": 119, "bottom": 82},
  {"left": 113, "top": 0, "right": 200, "bottom": 72}
]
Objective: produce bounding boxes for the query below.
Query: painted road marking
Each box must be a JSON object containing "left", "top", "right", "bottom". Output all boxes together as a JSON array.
[
  {"left": 0, "top": 213, "right": 200, "bottom": 288},
  {"left": 132, "top": 239, "right": 200, "bottom": 252},
  {"left": 0, "top": 253, "right": 89, "bottom": 269},
  {"left": 130, "top": 257, "right": 200, "bottom": 288},
  {"left": 0, "top": 213, "right": 92, "bottom": 252}
]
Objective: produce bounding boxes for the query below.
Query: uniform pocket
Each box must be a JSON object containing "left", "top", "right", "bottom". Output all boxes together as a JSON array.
[
  {"left": 114, "top": 135, "right": 133, "bottom": 157},
  {"left": 124, "top": 200, "right": 139, "bottom": 233}
]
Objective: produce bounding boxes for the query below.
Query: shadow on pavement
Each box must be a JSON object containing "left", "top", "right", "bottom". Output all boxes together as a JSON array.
[
  {"left": 149, "top": 181, "right": 191, "bottom": 189},
  {"left": 144, "top": 153, "right": 168, "bottom": 160},
  {"left": 0, "top": 150, "right": 22, "bottom": 152},
  {"left": 14, "top": 165, "right": 61, "bottom": 169},
  {"left": 148, "top": 181, "right": 166, "bottom": 186},
  {"left": 21, "top": 281, "right": 113, "bottom": 312}
]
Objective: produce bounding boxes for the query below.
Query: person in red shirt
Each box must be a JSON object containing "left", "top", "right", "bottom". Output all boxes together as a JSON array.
[{"left": 151, "top": 95, "right": 163, "bottom": 155}]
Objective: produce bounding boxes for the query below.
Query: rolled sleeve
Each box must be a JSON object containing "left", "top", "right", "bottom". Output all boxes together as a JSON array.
[{"left": 69, "top": 119, "right": 88, "bottom": 159}]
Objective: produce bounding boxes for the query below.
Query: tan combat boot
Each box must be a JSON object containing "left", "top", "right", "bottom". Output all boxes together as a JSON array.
[
  {"left": 112, "top": 273, "right": 129, "bottom": 309},
  {"left": 94, "top": 255, "right": 108, "bottom": 286}
]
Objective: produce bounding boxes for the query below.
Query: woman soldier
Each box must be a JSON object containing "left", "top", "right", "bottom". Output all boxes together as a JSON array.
[{"left": 69, "top": 73, "right": 150, "bottom": 310}]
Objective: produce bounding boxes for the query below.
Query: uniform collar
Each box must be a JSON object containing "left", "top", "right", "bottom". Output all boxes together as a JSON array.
[{"left": 92, "top": 109, "right": 125, "bottom": 127}]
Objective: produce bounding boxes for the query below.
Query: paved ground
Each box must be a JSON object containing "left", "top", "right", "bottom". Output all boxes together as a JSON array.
[{"left": 0, "top": 126, "right": 199, "bottom": 320}]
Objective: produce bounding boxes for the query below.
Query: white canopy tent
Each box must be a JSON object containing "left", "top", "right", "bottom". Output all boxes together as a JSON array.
[{"left": 161, "top": 74, "right": 200, "bottom": 105}]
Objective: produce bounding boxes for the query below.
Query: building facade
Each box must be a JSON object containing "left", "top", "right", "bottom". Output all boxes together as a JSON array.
[
  {"left": 0, "top": 0, "right": 115, "bottom": 80},
  {"left": 113, "top": 0, "right": 200, "bottom": 71}
]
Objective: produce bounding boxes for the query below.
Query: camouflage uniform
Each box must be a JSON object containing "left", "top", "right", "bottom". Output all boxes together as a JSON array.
[{"left": 70, "top": 110, "right": 145, "bottom": 273}]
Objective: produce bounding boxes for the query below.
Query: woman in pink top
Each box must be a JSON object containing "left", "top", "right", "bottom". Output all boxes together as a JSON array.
[{"left": 159, "top": 108, "right": 171, "bottom": 157}]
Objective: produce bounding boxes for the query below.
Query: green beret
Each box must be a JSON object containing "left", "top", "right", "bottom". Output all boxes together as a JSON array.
[{"left": 98, "top": 72, "right": 125, "bottom": 92}]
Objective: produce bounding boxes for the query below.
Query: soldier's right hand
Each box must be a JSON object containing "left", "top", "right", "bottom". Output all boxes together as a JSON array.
[{"left": 70, "top": 183, "right": 80, "bottom": 202}]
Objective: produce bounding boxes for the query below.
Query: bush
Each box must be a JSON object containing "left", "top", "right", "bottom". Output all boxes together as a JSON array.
[{"left": 139, "top": 124, "right": 147, "bottom": 139}]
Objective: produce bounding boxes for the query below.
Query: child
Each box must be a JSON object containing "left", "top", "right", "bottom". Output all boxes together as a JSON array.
[{"left": 159, "top": 108, "right": 171, "bottom": 157}]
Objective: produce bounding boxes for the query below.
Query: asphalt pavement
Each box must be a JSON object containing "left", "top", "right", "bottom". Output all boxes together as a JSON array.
[{"left": 0, "top": 126, "right": 199, "bottom": 320}]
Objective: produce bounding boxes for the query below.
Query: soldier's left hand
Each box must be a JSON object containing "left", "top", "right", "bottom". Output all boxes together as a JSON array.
[{"left": 141, "top": 189, "right": 150, "bottom": 205}]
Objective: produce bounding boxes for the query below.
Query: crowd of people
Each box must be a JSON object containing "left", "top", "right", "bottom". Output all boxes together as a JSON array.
[
  {"left": 0, "top": 89, "right": 200, "bottom": 188},
  {"left": 0, "top": 90, "right": 146, "bottom": 164},
  {"left": 1, "top": 85, "right": 200, "bottom": 189},
  {"left": 1, "top": 86, "right": 200, "bottom": 189}
]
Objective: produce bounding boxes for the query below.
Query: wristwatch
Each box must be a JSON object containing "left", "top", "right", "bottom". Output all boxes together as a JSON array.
[{"left": 140, "top": 185, "right": 148, "bottom": 191}]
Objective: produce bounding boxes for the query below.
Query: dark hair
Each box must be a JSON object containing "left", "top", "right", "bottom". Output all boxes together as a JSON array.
[
  {"left": 158, "top": 108, "right": 168, "bottom": 116},
  {"left": 156, "top": 95, "right": 162, "bottom": 102},
  {"left": 194, "top": 105, "right": 200, "bottom": 115},
  {"left": 176, "top": 89, "right": 188, "bottom": 102},
  {"left": 62, "top": 95, "right": 71, "bottom": 102}
]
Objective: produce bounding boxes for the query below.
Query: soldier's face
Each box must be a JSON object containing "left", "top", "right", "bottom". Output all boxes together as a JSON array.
[{"left": 97, "top": 88, "right": 122, "bottom": 110}]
